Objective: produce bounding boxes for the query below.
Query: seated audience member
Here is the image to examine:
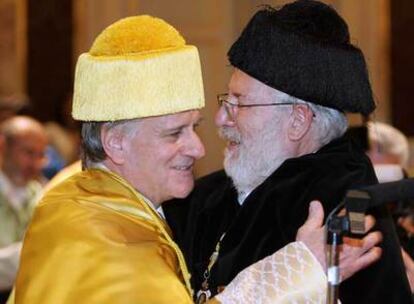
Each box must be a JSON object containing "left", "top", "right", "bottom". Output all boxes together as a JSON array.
[
  {"left": 0, "top": 95, "right": 31, "bottom": 169},
  {"left": 367, "top": 121, "right": 410, "bottom": 183},
  {"left": 0, "top": 116, "right": 47, "bottom": 302},
  {"left": 13, "top": 15, "right": 381, "bottom": 304},
  {"left": 366, "top": 122, "right": 413, "bottom": 248},
  {"left": 42, "top": 121, "right": 80, "bottom": 179},
  {"left": 366, "top": 121, "right": 414, "bottom": 295}
]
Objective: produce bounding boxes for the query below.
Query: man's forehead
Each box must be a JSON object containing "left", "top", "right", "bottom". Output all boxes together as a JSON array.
[
  {"left": 228, "top": 69, "right": 277, "bottom": 100},
  {"left": 143, "top": 110, "right": 201, "bottom": 129},
  {"left": 12, "top": 133, "right": 47, "bottom": 151},
  {"left": 12, "top": 129, "right": 47, "bottom": 142}
]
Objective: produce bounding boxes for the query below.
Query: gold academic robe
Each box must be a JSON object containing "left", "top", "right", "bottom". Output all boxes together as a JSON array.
[
  {"left": 14, "top": 168, "right": 326, "bottom": 304},
  {"left": 15, "top": 168, "right": 196, "bottom": 304}
]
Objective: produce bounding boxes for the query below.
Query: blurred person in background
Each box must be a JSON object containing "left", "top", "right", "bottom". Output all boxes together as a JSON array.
[
  {"left": 0, "top": 116, "right": 47, "bottom": 303},
  {"left": 42, "top": 122, "right": 75, "bottom": 179},
  {"left": 0, "top": 94, "right": 30, "bottom": 169},
  {"left": 366, "top": 121, "right": 414, "bottom": 294},
  {"left": 42, "top": 93, "right": 81, "bottom": 180},
  {"left": 367, "top": 121, "right": 410, "bottom": 183},
  {"left": 366, "top": 121, "right": 413, "bottom": 250}
]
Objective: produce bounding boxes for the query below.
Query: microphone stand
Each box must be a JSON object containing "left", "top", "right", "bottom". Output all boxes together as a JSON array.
[
  {"left": 326, "top": 190, "right": 369, "bottom": 304},
  {"left": 326, "top": 215, "right": 349, "bottom": 304},
  {"left": 325, "top": 179, "right": 414, "bottom": 303}
]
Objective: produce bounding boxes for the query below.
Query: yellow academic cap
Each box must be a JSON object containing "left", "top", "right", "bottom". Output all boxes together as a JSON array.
[{"left": 72, "top": 15, "right": 204, "bottom": 121}]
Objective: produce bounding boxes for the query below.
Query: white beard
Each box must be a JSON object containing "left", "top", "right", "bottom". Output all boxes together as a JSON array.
[{"left": 219, "top": 125, "right": 288, "bottom": 197}]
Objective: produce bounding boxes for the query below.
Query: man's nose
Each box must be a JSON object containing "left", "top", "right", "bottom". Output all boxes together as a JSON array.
[
  {"left": 215, "top": 104, "right": 235, "bottom": 128},
  {"left": 185, "top": 131, "right": 205, "bottom": 160}
]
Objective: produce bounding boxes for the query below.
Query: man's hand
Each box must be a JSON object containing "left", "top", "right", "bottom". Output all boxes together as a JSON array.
[{"left": 296, "top": 200, "right": 382, "bottom": 281}]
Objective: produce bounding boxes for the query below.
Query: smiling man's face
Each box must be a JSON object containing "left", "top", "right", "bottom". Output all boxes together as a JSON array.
[
  {"left": 215, "top": 69, "right": 293, "bottom": 194},
  {"left": 120, "top": 110, "right": 205, "bottom": 205}
]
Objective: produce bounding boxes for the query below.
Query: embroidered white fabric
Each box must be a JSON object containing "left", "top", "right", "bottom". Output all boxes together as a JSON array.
[{"left": 215, "top": 241, "right": 327, "bottom": 304}]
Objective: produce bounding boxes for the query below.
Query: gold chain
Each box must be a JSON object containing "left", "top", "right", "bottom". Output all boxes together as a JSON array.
[{"left": 195, "top": 233, "right": 226, "bottom": 303}]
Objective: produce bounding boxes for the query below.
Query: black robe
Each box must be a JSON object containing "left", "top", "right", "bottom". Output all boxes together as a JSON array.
[{"left": 165, "top": 137, "right": 412, "bottom": 303}]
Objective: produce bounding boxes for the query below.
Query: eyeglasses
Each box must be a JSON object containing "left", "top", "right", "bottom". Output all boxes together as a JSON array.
[{"left": 217, "top": 93, "right": 296, "bottom": 121}]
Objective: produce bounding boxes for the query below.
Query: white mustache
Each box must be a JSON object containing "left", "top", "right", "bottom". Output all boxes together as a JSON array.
[{"left": 218, "top": 127, "right": 241, "bottom": 144}]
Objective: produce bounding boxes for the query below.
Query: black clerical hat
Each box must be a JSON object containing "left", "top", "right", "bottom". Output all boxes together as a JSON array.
[{"left": 228, "top": 0, "right": 376, "bottom": 115}]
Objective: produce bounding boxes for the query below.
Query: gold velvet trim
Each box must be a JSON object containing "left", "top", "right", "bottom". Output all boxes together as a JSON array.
[{"left": 72, "top": 46, "right": 204, "bottom": 121}]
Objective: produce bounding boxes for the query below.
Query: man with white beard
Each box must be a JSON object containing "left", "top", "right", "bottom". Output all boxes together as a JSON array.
[{"left": 164, "top": 1, "right": 412, "bottom": 303}]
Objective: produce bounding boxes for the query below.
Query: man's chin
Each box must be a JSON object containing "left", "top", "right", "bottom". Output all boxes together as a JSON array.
[
  {"left": 224, "top": 148, "right": 238, "bottom": 164},
  {"left": 173, "top": 180, "right": 195, "bottom": 199},
  {"left": 172, "top": 190, "right": 193, "bottom": 200}
]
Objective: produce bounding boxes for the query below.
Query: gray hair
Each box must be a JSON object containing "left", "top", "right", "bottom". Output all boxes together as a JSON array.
[
  {"left": 81, "top": 119, "right": 138, "bottom": 168},
  {"left": 306, "top": 101, "right": 348, "bottom": 147},
  {"left": 272, "top": 90, "right": 348, "bottom": 147}
]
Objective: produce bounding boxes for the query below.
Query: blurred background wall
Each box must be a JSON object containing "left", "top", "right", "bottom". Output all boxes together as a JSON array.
[{"left": 1, "top": 0, "right": 413, "bottom": 176}]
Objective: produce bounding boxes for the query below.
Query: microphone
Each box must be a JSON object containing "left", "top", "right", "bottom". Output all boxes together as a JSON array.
[
  {"left": 325, "top": 179, "right": 414, "bottom": 304},
  {"left": 345, "top": 178, "right": 414, "bottom": 234}
]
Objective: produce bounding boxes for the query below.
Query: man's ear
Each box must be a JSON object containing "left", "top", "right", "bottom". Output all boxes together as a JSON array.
[
  {"left": 287, "top": 104, "right": 314, "bottom": 141},
  {"left": 101, "top": 126, "right": 125, "bottom": 165}
]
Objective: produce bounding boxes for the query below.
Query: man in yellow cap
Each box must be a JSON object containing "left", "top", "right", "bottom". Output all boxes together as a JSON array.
[{"left": 12, "top": 15, "right": 381, "bottom": 304}]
